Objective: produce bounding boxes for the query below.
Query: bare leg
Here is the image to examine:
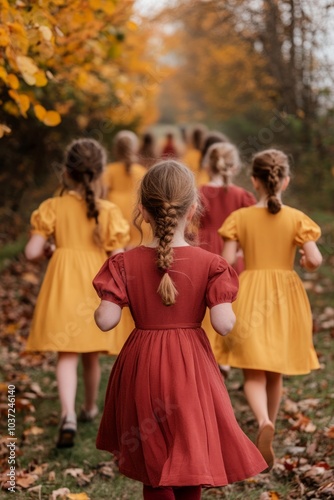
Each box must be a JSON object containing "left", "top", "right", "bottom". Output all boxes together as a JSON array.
[
  {"left": 56, "top": 352, "right": 79, "bottom": 419},
  {"left": 266, "top": 371, "right": 282, "bottom": 425},
  {"left": 243, "top": 369, "right": 271, "bottom": 427},
  {"left": 243, "top": 368, "right": 276, "bottom": 470},
  {"left": 81, "top": 352, "right": 100, "bottom": 414}
]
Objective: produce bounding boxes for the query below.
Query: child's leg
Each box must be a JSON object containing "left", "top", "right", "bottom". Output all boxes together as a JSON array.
[
  {"left": 266, "top": 371, "right": 282, "bottom": 425},
  {"left": 56, "top": 352, "right": 79, "bottom": 419},
  {"left": 81, "top": 352, "right": 100, "bottom": 415},
  {"left": 243, "top": 369, "right": 271, "bottom": 427},
  {"left": 174, "top": 486, "right": 202, "bottom": 499},
  {"left": 143, "top": 485, "right": 175, "bottom": 499},
  {"left": 243, "top": 368, "right": 277, "bottom": 470}
]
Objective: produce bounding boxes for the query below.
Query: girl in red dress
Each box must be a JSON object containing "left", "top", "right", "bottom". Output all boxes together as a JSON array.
[
  {"left": 93, "top": 160, "right": 267, "bottom": 499},
  {"left": 198, "top": 142, "right": 256, "bottom": 372},
  {"left": 199, "top": 141, "right": 256, "bottom": 256}
]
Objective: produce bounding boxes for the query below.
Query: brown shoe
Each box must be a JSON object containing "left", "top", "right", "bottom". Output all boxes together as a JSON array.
[{"left": 256, "top": 422, "right": 275, "bottom": 471}]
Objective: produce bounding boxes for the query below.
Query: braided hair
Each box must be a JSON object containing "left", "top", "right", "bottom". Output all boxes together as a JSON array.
[
  {"left": 135, "top": 160, "right": 199, "bottom": 306},
  {"left": 200, "top": 130, "right": 229, "bottom": 169},
  {"left": 204, "top": 142, "right": 241, "bottom": 187},
  {"left": 251, "top": 149, "right": 290, "bottom": 214},
  {"left": 113, "top": 130, "right": 139, "bottom": 175},
  {"left": 64, "top": 138, "right": 106, "bottom": 243}
]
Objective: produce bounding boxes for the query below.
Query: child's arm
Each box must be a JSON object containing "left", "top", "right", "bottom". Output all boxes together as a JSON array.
[
  {"left": 299, "top": 241, "right": 322, "bottom": 271},
  {"left": 222, "top": 240, "right": 238, "bottom": 266},
  {"left": 25, "top": 234, "right": 47, "bottom": 261},
  {"left": 94, "top": 300, "right": 122, "bottom": 331},
  {"left": 210, "top": 303, "right": 236, "bottom": 336}
]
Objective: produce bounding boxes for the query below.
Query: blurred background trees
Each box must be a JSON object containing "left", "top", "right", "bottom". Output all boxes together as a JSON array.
[
  {"left": 1, "top": 0, "right": 333, "bottom": 246},
  {"left": 0, "top": 0, "right": 160, "bottom": 243},
  {"left": 155, "top": 0, "right": 334, "bottom": 207}
]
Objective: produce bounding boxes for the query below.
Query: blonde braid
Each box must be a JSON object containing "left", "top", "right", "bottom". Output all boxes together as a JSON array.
[
  {"left": 136, "top": 160, "right": 199, "bottom": 306},
  {"left": 155, "top": 203, "right": 179, "bottom": 306}
]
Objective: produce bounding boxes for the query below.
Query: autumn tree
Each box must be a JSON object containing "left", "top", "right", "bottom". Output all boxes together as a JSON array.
[{"left": 0, "top": 0, "right": 161, "bottom": 243}]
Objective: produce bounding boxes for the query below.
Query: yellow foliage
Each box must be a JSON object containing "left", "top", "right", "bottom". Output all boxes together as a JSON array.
[
  {"left": 39, "top": 25, "right": 53, "bottom": 41},
  {"left": 0, "top": 0, "right": 160, "bottom": 132},
  {"left": 66, "top": 493, "right": 90, "bottom": 500},
  {"left": 0, "top": 26, "right": 10, "bottom": 47},
  {"left": 127, "top": 20, "right": 138, "bottom": 31},
  {"left": 0, "top": 124, "right": 12, "bottom": 138},
  {"left": 8, "top": 89, "right": 30, "bottom": 116},
  {"left": 34, "top": 70, "right": 48, "bottom": 87},
  {"left": 0, "top": 66, "right": 7, "bottom": 82},
  {"left": 7, "top": 73, "right": 19, "bottom": 89},
  {"left": 43, "top": 110, "right": 61, "bottom": 127},
  {"left": 34, "top": 104, "right": 47, "bottom": 121},
  {"left": 89, "top": 0, "right": 115, "bottom": 15}
]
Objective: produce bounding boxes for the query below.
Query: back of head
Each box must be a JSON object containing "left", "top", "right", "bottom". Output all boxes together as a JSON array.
[
  {"left": 65, "top": 138, "right": 106, "bottom": 183},
  {"left": 113, "top": 130, "right": 139, "bottom": 173},
  {"left": 142, "top": 132, "right": 154, "bottom": 146},
  {"left": 251, "top": 149, "right": 290, "bottom": 214},
  {"left": 137, "top": 160, "right": 198, "bottom": 306},
  {"left": 200, "top": 130, "right": 229, "bottom": 167},
  {"left": 204, "top": 142, "right": 240, "bottom": 185},
  {"left": 64, "top": 138, "right": 106, "bottom": 243},
  {"left": 191, "top": 124, "right": 207, "bottom": 150}
]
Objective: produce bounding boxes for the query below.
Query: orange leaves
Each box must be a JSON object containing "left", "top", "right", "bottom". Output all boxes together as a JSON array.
[
  {"left": 325, "top": 426, "right": 334, "bottom": 439},
  {"left": 0, "top": 0, "right": 159, "bottom": 135},
  {"left": 89, "top": 0, "right": 115, "bottom": 15},
  {"left": 0, "top": 26, "right": 10, "bottom": 47},
  {"left": 16, "top": 55, "right": 41, "bottom": 85},
  {"left": 33, "top": 105, "right": 61, "bottom": 126},
  {"left": 8, "top": 90, "right": 30, "bottom": 116},
  {"left": 289, "top": 413, "right": 317, "bottom": 433}
]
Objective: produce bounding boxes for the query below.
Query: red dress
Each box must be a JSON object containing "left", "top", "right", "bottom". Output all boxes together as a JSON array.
[
  {"left": 198, "top": 184, "right": 256, "bottom": 255},
  {"left": 93, "top": 246, "right": 267, "bottom": 487}
]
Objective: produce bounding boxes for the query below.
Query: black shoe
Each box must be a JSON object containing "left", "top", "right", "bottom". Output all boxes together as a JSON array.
[{"left": 56, "top": 415, "right": 77, "bottom": 448}]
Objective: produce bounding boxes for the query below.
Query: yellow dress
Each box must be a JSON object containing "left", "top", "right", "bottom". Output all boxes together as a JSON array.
[
  {"left": 103, "top": 162, "right": 151, "bottom": 247},
  {"left": 182, "top": 148, "right": 209, "bottom": 186},
  {"left": 218, "top": 206, "right": 321, "bottom": 375},
  {"left": 26, "top": 191, "right": 131, "bottom": 353}
]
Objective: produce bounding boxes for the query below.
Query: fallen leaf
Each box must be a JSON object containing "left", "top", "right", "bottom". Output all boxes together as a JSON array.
[
  {"left": 27, "top": 484, "right": 42, "bottom": 498},
  {"left": 325, "top": 426, "right": 334, "bottom": 438},
  {"left": 64, "top": 468, "right": 84, "bottom": 478},
  {"left": 51, "top": 487, "right": 70, "bottom": 499},
  {"left": 23, "top": 426, "right": 44, "bottom": 436},
  {"left": 67, "top": 494, "right": 90, "bottom": 500}
]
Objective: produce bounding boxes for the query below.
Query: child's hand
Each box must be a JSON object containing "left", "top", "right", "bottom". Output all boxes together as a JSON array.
[
  {"left": 44, "top": 242, "right": 56, "bottom": 259},
  {"left": 299, "top": 248, "right": 306, "bottom": 268}
]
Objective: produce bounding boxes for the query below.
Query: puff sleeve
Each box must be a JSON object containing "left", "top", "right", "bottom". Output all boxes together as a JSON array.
[
  {"left": 100, "top": 202, "right": 130, "bottom": 252},
  {"left": 93, "top": 253, "right": 129, "bottom": 308},
  {"left": 206, "top": 255, "right": 239, "bottom": 308},
  {"left": 218, "top": 212, "right": 239, "bottom": 241},
  {"left": 294, "top": 213, "right": 321, "bottom": 246},
  {"left": 30, "top": 198, "right": 56, "bottom": 238}
]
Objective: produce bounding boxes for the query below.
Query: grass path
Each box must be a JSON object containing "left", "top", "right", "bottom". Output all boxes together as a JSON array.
[{"left": 0, "top": 212, "right": 333, "bottom": 499}]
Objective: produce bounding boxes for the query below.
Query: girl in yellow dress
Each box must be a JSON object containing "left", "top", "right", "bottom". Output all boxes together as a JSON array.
[
  {"left": 181, "top": 124, "right": 207, "bottom": 177},
  {"left": 103, "top": 130, "right": 149, "bottom": 248},
  {"left": 218, "top": 148, "right": 322, "bottom": 471},
  {"left": 25, "top": 138, "right": 130, "bottom": 448}
]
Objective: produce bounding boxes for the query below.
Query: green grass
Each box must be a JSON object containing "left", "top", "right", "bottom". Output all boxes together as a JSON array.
[{"left": 0, "top": 235, "right": 27, "bottom": 271}]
